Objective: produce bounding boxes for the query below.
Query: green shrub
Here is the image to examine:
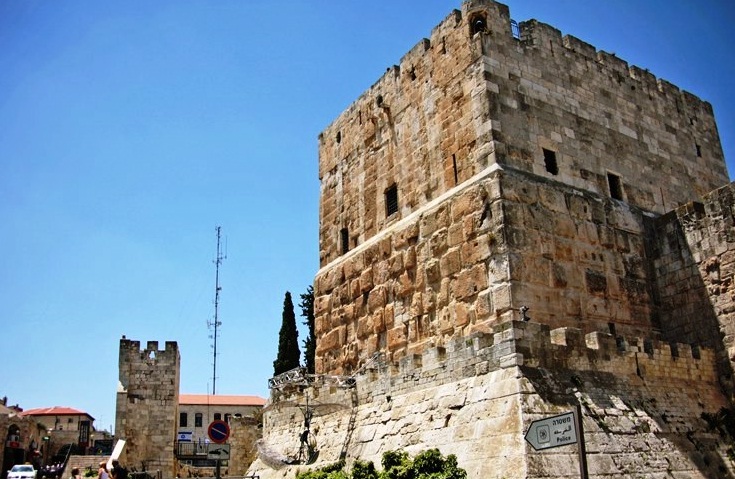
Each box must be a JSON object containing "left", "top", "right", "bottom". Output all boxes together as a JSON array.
[{"left": 295, "top": 449, "right": 466, "bottom": 479}]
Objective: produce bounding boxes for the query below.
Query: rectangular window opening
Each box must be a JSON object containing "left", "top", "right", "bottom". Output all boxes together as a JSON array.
[
  {"left": 194, "top": 413, "right": 203, "bottom": 428},
  {"left": 179, "top": 412, "right": 188, "bottom": 428},
  {"left": 340, "top": 227, "right": 349, "bottom": 255},
  {"left": 543, "top": 148, "right": 558, "bottom": 175},
  {"left": 696, "top": 144, "right": 702, "bottom": 157},
  {"left": 452, "top": 154, "right": 459, "bottom": 185},
  {"left": 607, "top": 172, "right": 623, "bottom": 200},
  {"left": 385, "top": 184, "right": 399, "bottom": 217}
]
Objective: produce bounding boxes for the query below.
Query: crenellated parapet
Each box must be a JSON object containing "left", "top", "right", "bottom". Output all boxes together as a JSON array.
[{"left": 292, "top": 319, "right": 719, "bottom": 408}]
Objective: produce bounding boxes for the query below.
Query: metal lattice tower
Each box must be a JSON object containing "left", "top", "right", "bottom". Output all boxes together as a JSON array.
[{"left": 208, "top": 226, "right": 226, "bottom": 395}]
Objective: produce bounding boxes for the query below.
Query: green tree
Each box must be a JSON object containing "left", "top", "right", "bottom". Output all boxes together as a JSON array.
[
  {"left": 300, "top": 285, "right": 316, "bottom": 374},
  {"left": 273, "top": 291, "right": 300, "bottom": 375}
]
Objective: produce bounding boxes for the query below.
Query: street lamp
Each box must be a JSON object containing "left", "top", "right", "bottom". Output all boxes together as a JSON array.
[{"left": 44, "top": 429, "right": 52, "bottom": 466}]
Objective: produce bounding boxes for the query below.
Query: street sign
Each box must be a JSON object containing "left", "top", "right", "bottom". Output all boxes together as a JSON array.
[
  {"left": 524, "top": 410, "right": 577, "bottom": 450},
  {"left": 207, "top": 420, "right": 230, "bottom": 444},
  {"left": 207, "top": 443, "right": 230, "bottom": 460}
]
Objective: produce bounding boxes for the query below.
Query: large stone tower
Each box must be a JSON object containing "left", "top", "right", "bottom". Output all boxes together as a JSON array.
[
  {"left": 314, "top": 0, "right": 729, "bottom": 376},
  {"left": 250, "top": 1, "right": 735, "bottom": 478},
  {"left": 115, "top": 338, "right": 180, "bottom": 476}
]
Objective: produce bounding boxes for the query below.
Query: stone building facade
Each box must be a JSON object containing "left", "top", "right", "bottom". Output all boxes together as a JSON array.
[
  {"left": 249, "top": 1, "right": 734, "bottom": 478},
  {"left": 115, "top": 338, "right": 180, "bottom": 476},
  {"left": 0, "top": 402, "right": 45, "bottom": 474}
]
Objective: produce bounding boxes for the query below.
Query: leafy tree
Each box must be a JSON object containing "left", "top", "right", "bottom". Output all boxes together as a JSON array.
[
  {"left": 273, "top": 291, "right": 300, "bottom": 375},
  {"left": 300, "top": 285, "right": 316, "bottom": 374}
]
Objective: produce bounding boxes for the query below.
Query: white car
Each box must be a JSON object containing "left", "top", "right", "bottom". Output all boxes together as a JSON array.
[{"left": 8, "top": 465, "right": 37, "bottom": 479}]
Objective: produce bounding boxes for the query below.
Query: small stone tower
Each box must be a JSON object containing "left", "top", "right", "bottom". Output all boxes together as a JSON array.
[{"left": 115, "top": 338, "right": 180, "bottom": 476}]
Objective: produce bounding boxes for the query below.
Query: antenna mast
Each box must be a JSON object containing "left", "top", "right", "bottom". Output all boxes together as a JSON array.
[{"left": 209, "top": 226, "right": 226, "bottom": 395}]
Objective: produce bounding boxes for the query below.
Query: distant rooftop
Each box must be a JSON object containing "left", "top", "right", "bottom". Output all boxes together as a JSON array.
[
  {"left": 21, "top": 406, "right": 94, "bottom": 420},
  {"left": 179, "top": 394, "right": 266, "bottom": 407}
]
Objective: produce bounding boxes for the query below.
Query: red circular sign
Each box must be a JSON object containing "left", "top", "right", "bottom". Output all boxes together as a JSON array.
[{"left": 207, "top": 420, "right": 230, "bottom": 444}]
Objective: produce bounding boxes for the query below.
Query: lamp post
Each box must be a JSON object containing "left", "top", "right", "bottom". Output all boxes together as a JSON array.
[{"left": 44, "top": 429, "right": 52, "bottom": 466}]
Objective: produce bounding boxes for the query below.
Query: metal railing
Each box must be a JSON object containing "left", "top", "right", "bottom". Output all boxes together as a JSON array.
[{"left": 174, "top": 442, "right": 208, "bottom": 457}]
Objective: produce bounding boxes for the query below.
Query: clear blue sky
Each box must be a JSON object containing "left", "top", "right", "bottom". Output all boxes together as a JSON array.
[{"left": 1, "top": 1, "right": 733, "bottom": 433}]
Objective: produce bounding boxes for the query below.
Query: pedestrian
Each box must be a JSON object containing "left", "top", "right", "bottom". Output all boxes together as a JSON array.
[
  {"left": 110, "top": 460, "right": 127, "bottom": 479},
  {"left": 97, "top": 462, "right": 109, "bottom": 479},
  {"left": 70, "top": 468, "right": 82, "bottom": 479}
]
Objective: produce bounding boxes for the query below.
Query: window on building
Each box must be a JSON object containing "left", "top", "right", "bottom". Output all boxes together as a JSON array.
[
  {"left": 224, "top": 414, "right": 231, "bottom": 423},
  {"left": 214, "top": 413, "right": 222, "bottom": 421},
  {"left": 194, "top": 413, "right": 203, "bottom": 428},
  {"left": 180, "top": 412, "right": 188, "bottom": 428},
  {"left": 385, "top": 184, "right": 398, "bottom": 217},
  {"left": 607, "top": 173, "right": 623, "bottom": 200},
  {"left": 696, "top": 144, "right": 702, "bottom": 157},
  {"left": 67, "top": 418, "right": 73, "bottom": 423},
  {"left": 340, "top": 228, "right": 349, "bottom": 255},
  {"left": 543, "top": 148, "right": 558, "bottom": 175}
]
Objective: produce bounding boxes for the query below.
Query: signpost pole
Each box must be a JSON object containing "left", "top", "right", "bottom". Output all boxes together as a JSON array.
[
  {"left": 215, "top": 460, "right": 221, "bottom": 479},
  {"left": 575, "top": 404, "right": 589, "bottom": 479}
]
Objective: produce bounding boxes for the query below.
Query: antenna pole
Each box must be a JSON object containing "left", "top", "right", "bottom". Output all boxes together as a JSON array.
[{"left": 210, "top": 226, "right": 225, "bottom": 395}]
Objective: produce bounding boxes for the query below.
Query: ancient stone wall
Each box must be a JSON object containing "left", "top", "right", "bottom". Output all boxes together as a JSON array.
[
  {"left": 318, "top": 0, "right": 727, "bottom": 270},
  {"left": 115, "top": 339, "right": 180, "bottom": 477},
  {"left": 652, "top": 182, "right": 735, "bottom": 390},
  {"left": 250, "top": 320, "right": 731, "bottom": 478},
  {"left": 315, "top": 0, "right": 729, "bottom": 378},
  {"left": 315, "top": 165, "right": 670, "bottom": 376}
]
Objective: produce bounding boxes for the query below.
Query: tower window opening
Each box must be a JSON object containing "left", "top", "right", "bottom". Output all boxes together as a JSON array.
[
  {"left": 385, "top": 184, "right": 399, "bottom": 217},
  {"left": 452, "top": 154, "right": 459, "bottom": 184},
  {"left": 696, "top": 144, "right": 702, "bottom": 157},
  {"left": 336, "top": 131, "right": 341, "bottom": 144},
  {"left": 543, "top": 148, "right": 558, "bottom": 175},
  {"left": 607, "top": 173, "right": 624, "bottom": 200},
  {"left": 340, "top": 227, "right": 349, "bottom": 255},
  {"left": 470, "top": 14, "right": 487, "bottom": 35}
]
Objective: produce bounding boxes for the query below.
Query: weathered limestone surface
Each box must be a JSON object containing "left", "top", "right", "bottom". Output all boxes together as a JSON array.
[
  {"left": 249, "top": 321, "right": 731, "bottom": 478},
  {"left": 653, "top": 183, "right": 735, "bottom": 384},
  {"left": 315, "top": 0, "right": 729, "bottom": 377},
  {"left": 256, "top": 1, "right": 735, "bottom": 478},
  {"left": 115, "top": 339, "right": 180, "bottom": 476}
]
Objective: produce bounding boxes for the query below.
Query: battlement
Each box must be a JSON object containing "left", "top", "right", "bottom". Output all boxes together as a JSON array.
[
  {"left": 287, "top": 320, "right": 717, "bottom": 407},
  {"left": 119, "top": 337, "right": 179, "bottom": 359}
]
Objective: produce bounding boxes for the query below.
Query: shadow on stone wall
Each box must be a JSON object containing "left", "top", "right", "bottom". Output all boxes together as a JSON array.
[{"left": 522, "top": 366, "right": 735, "bottom": 478}]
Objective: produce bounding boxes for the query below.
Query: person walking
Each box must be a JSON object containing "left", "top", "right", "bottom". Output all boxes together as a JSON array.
[{"left": 97, "top": 462, "right": 109, "bottom": 479}]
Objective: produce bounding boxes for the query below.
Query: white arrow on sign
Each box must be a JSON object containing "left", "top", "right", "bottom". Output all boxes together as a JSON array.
[
  {"left": 207, "top": 443, "right": 231, "bottom": 460},
  {"left": 524, "top": 410, "right": 577, "bottom": 450}
]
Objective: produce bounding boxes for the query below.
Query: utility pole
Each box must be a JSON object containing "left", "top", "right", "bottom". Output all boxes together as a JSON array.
[{"left": 209, "top": 226, "right": 225, "bottom": 395}]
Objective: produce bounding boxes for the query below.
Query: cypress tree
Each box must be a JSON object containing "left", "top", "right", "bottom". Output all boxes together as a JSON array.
[
  {"left": 273, "top": 291, "right": 300, "bottom": 376},
  {"left": 299, "top": 285, "right": 316, "bottom": 374}
]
